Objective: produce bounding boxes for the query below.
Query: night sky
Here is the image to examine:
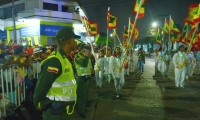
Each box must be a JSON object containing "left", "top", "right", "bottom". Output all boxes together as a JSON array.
[{"left": 80, "top": 0, "right": 200, "bottom": 42}]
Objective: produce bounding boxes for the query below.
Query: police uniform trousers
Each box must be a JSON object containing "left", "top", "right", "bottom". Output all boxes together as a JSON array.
[
  {"left": 76, "top": 76, "right": 89, "bottom": 113},
  {"left": 42, "top": 106, "right": 74, "bottom": 120},
  {"left": 175, "top": 66, "right": 186, "bottom": 88}
]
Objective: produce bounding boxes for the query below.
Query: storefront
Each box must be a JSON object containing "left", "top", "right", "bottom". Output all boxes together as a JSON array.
[{"left": 4, "top": 20, "right": 74, "bottom": 46}]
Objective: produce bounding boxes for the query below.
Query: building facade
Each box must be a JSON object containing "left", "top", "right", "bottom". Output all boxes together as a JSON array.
[{"left": 0, "top": 0, "right": 87, "bottom": 46}]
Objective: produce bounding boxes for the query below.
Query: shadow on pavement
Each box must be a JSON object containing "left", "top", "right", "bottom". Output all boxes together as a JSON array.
[{"left": 153, "top": 68, "right": 200, "bottom": 120}]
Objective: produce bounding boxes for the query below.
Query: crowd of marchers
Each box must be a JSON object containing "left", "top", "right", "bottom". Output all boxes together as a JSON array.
[{"left": 153, "top": 45, "right": 200, "bottom": 88}]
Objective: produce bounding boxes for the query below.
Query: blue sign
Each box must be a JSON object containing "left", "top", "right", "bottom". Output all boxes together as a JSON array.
[
  {"left": 40, "top": 25, "right": 65, "bottom": 36},
  {"left": 0, "top": 30, "right": 7, "bottom": 39},
  {"left": 20, "top": 25, "right": 40, "bottom": 37}
]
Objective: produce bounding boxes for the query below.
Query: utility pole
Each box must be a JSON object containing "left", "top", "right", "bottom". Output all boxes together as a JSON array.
[{"left": 12, "top": 0, "right": 17, "bottom": 41}]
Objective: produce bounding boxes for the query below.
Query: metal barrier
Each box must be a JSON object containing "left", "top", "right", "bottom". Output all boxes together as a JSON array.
[{"left": 0, "top": 61, "right": 41, "bottom": 118}]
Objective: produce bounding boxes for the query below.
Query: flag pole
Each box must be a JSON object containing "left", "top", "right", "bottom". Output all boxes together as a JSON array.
[
  {"left": 113, "top": 29, "right": 122, "bottom": 46},
  {"left": 163, "top": 18, "right": 166, "bottom": 49},
  {"left": 106, "top": 7, "right": 110, "bottom": 55},
  {"left": 128, "top": 17, "right": 131, "bottom": 45},
  {"left": 81, "top": 17, "right": 97, "bottom": 61},
  {"left": 114, "top": 32, "right": 116, "bottom": 48},
  {"left": 169, "top": 15, "right": 171, "bottom": 50},
  {"left": 106, "top": 28, "right": 109, "bottom": 54},
  {"left": 128, "top": 0, "right": 143, "bottom": 44}
]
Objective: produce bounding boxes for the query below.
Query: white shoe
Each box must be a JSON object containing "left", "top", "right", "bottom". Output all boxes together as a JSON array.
[{"left": 116, "top": 95, "right": 120, "bottom": 98}]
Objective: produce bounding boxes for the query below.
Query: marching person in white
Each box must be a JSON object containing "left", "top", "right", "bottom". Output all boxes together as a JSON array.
[
  {"left": 94, "top": 50, "right": 106, "bottom": 88},
  {"left": 186, "top": 51, "right": 196, "bottom": 80},
  {"left": 196, "top": 49, "right": 200, "bottom": 75},
  {"left": 173, "top": 45, "right": 187, "bottom": 88},
  {"left": 110, "top": 47, "right": 124, "bottom": 98},
  {"left": 104, "top": 49, "right": 112, "bottom": 83},
  {"left": 158, "top": 47, "right": 165, "bottom": 73},
  {"left": 134, "top": 50, "right": 138, "bottom": 71},
  {"left": 124, "top": 51, "right": 130, "bottom": 76},
  {"left": 129, "top": 50, "right": 134, "bottom": 72},
  {"left": 153, "top": 48, "right": 159, "bottom": 69},
  {"left": 162, "top": 50, "right": 171, "bottom": 77}
]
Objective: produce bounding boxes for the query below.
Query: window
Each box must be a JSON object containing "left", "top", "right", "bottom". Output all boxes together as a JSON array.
[
  {"left": 43, "top": 2, "right": 58, "bottom": 11},
  {"left": 0, "top": 9, "right": 4, "bottom": 19},
  {"left": 4, "top": 7, "right": 12, "bottom": 19},
  {"left": 2, "top": 3, "right": 25, "bottom": 19},
  {"left": 61, "top": 5, "right": 69, "bottom": 12}
]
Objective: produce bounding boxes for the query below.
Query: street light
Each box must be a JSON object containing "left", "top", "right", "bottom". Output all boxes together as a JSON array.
[{"left": 152, "top": 22, "right": 158, "bottom": 27}]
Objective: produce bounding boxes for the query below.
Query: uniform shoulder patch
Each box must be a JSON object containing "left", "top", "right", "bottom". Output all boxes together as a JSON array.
[{"left": 47, "top": 66, "right": 59, "bottom": 74}]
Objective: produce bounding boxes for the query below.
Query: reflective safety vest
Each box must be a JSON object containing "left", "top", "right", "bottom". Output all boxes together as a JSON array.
[
  {"left": 41, "top": 51, "right": 77, "bottom": 115},
  {"left": 75, "top": 53, "right": 92, "bottom": 76}
]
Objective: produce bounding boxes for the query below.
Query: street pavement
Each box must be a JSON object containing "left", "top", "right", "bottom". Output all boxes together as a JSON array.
[{"left": 4, "top": 58, "right": 200, "bottom": 120}]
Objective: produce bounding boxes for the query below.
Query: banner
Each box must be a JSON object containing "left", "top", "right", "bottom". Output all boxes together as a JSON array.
[
  {"left": 40, "top": 25, "right": 65, "bottom": 36},
  {"left": 20, "top": 25, "right": 40, "bottom": 37},
  {"left": 0, "top": 30, "right": 7, "bottom": 39}
]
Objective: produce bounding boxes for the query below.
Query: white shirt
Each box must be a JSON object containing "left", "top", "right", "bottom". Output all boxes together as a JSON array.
[{"left": 173, "top": 51, "right": 187, "bottom": 68}]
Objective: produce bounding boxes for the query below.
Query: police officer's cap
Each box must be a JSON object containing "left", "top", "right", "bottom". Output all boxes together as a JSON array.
[{"left": 55, "top": 27, "right": 81, "bottom": 42}]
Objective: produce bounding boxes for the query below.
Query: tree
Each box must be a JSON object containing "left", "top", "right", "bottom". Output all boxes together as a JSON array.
[{"left": 95, "top": 32, "right": 113, "bottom": 47}]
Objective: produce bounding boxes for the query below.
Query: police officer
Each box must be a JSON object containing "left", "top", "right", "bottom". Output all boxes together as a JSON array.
[
  {"left": 74, "top": 44, "right": 92, "bottom": 118},
  {"left": 33, "top": 27, "right": 80, "bottom": 120}
]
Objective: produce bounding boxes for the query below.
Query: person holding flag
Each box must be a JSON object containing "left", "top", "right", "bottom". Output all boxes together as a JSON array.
[
  {"left": 94, "top": 50, "right": 106, "bottom": 89},
  {"left": 110, "top": 47, "right": 125, "bottom": 98}
]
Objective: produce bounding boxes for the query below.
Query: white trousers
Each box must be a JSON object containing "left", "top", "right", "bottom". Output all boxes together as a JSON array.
[
  {"left": 95, "top": 70, "right": 104, "bottom": 87},
  {"left": 163, "top": 63, "right": 170, "bottom": 76},
  {"left": 158, "top": 61, "right": 163, "bottom": 72},
  {"left": 175, "top": 67, "right": 186, "bottom": 88},
  {"left": 124, "top": 68, "right": 129, "bottom": 75},
  {"left": 129, "top": 61, "right": 134, "bottom": 72},
  {"left": 155, "top": 60, "right": 158, "bottom": 68},
  {"left": 197, "top": 62, "right": 200, "bottom": 75}
]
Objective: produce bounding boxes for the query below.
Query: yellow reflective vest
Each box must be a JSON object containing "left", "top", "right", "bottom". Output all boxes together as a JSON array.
[
  {"left": 41, "top": 51, "right": 77, "bottom": 114},
  {"left": 74, "top": 53, "right": 92, "bottom": 76}
]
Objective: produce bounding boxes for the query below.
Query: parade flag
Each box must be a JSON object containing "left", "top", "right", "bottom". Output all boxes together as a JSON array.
[
  {"left": 112, "top": 29, "right": 117, "bottom": 37},
  {"left": 197, "top": 32, "right": 200, "bottom": 48},
  {"left": 185, "top": 4, "right": 200, "bottom": 24},
  {"left": 129, "top": 21, "right": 134, "bottom": 33},
  {"left": 187, "top": 23, "right": 198, "bottom": 42},
  {"left": 156, "top": 28, "right": 161, "bottom": 45},
  {"left": 123, "top": 26, "right": 129, "bottom": 38},
  {"left": 170, "top": 18, "right": 181, "bottom": 34},
  {"left": 163, "top": 19, "right": 169, "bottom": 34},
  {"left": 192, "top": 33, "right": 199, "bottom": 51},
  {"left": 82, "top": 17, "right": 99, "bottom": 35},
  {"left": 170, "top": 32, "right": 182, "bottom": 43},
  {"left": 133, "top": 0, "right": 145, "bottom": 18},
  {"left": 107, "top": 8, "right": 118, "bottom": 29},
  {"left": 182, "top": 23, "right": 189, "bottom": 43},
  {"left": 133, "top": 26, "right": 139, "bottom": 41}
]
